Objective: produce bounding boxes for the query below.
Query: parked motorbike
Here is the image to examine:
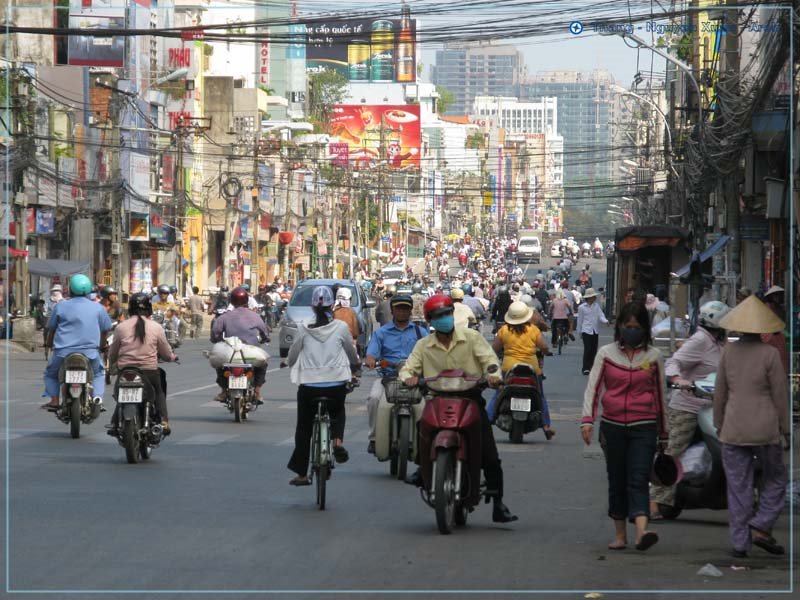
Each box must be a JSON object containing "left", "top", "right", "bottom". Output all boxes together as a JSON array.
[
  {"left": 111, "top": 366, "right": 168, "bottom": 463},
  {"left": 657, "top": 374, "right": 759, "bottom": 519},
  {"left": 415, "top": 368, "right": 497, "bottom": 534},
  {"left": 373, "top": 360, "right": 424, "bottom": 480},
  {"left": 55, "top": 353, "right": 103, "bottom": 438},
  {"left": 493, "top": 363, "right": 543, "bottom": 443}
]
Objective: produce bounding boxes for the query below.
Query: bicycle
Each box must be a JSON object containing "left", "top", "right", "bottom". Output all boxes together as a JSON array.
[{"left": 553, "top": 320, "right": 568, "bottom": 355}]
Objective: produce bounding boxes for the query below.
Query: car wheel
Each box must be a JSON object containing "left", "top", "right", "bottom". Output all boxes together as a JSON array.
[{"left": 279, "top": 347, "right": 288, "bottom": 358}]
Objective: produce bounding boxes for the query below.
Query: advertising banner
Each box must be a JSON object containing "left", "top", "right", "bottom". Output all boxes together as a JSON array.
[
  {"left": 68, "top": 0, "right": 126, "bottom": 67},
  {"left": 306, "top": 15, "right": 416, "bottom": 83},
  {"left": 36, "top": 207, "right": 55, "bottom": 235},
  {"left": 149, "top": 205, "right": 165, "bottom": 242},
  {"left": 329, "top": 105, "right": 420, "bottom": 170},
  {"left": 329, "top": 142, "right": 349, "bottom": 168},
  {"left": 127, "top": 151, "right": 151, "bottom": 212},
  {"left": 129, "top": 212, "right": 149, "bottom": 241}
]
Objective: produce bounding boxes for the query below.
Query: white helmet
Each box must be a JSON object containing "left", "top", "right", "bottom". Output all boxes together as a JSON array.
[
  {"left": 335, "top": 287, "right": 352, "bottom": 300},
  {"left": 699, "top": 301, "right": 731, "bottom": 329}
]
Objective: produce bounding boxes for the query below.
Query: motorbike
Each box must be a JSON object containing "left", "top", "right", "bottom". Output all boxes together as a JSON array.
[
  {"left": 492, "top": 363, "right": 543, "bottom": 443},
  {"left": 152, "top": 311, "right": 181, "bottom": 348},
  {"left": 373, "top": 360, "right": 425, "bottom": 480},
  {"left": 212, "top": 336, "right": 265, "bottom": 422},
  {"left": 592, "top": 247, "right": 603, "bottom": 259},
  {"left": 55, "top": 353, "right": 103, "bottom": 438},
  {"left": 111, "top": 366, "right": 168, "bottom": 463},
  {"left": 415, "top": 368, "right": 497, "bottom": 534},
  {"left": 657, "top": 374, "right": 759, "bottom": 520}
]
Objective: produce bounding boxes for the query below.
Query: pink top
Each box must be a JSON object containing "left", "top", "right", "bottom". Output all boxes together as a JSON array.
[
  {"left": 551, "top": 297, "right": 572, "bottom": 320},
  {"left": 109, "top": 316, "right": 176, "bottom": 370}
]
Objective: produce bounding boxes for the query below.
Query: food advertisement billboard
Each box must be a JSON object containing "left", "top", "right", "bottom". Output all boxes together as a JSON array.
[
  {"left": 328, "top": 105, "right": 420, "bottom": 170},
  {"left": 306, "top": 12, "right": 416, "bottom": 83}
]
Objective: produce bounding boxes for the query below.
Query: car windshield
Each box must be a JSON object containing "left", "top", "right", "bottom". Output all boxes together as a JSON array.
[
  {"left": 382, "top": 269, "right": 404, "bottom": 279},
  {"left": 290, "top": 284, "right": 360, "bottom": 307}
]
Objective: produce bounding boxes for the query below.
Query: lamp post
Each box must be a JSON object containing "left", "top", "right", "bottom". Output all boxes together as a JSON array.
[{"left": 602, "top": 31, "right": 703, "bottom": 129}]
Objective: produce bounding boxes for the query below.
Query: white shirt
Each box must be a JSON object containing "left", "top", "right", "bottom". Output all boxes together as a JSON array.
[{"left": 576, "top": 302, "right": 608, "bottom": 335}]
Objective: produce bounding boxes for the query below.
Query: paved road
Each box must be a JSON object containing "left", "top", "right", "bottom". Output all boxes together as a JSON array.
[{"left": 0, "top": 258, "right": 792, "bottom": 598}]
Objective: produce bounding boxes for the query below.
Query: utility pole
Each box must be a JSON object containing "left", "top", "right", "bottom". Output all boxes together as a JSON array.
[
  {"left": 173, "top": 120, "right": 185, "bottom": 295},
  {"left": 251, "top": 131, "right": 260, "bottom": 289},
  {"left": 110, "top": 92, "right": 123, "bottom": 292}
]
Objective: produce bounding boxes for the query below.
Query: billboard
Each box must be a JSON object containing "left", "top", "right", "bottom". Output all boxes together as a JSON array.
[
  {"left": 306, "top": 15, "right": 416, "bottom": 83},
  {"left": 68, "top": 0, "right": 126, "bottom": 67},
  {"left": 328, "top": 105, "right": 420, "bottom": 170}
]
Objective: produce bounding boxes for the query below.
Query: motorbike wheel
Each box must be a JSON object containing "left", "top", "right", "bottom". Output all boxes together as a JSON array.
[
  {"left": 510, "top": 420, "right": 524, "bottom": 444},
  {"left": 316, "top": 465, "right": 328, "bottom": 511},
  {"left": 69, "top": 399, "right": 81, "bottom": 439},
  {"left": 122, "top": 420, "right": 140, "bottom": 464},
  {"left": 139, "top": 441, "right": 152, "bottom": 461},
  {"left": 396, "top": 417, "right": 411, "bottom": 481},
  {"left": 434, "top": 450, "right": 456, "bottom": 535},
  {"left": 389, "top": 453, "right": 398, "bottom": 477},
  {"left": 233, "top": 396, "right": 241, "bottom": 423}
]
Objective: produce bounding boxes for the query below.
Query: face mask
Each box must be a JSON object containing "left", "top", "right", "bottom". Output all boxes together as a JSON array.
[
  {"left": 337, "top": 298, "right": 350, "bottom": 308},
  {"left": 620, "top": 326, "right": 645, "bottom": 348},
  {"left": 430, "top": 314, "right": 455, "bottom": 333}
]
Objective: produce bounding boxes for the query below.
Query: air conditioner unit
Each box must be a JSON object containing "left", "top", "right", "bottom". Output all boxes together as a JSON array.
[{"left": 111, "top": 243, "right": 121, "bottom": 255}]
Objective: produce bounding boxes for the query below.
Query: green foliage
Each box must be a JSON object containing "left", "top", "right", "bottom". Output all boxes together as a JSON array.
[
  {"left": 466, "top": 131, "right": 484, "bottom": 149},
  {"left": 435, "top": 85, "right": 455, "bottom": 115},
  {"left": 309, "top": 69, "right": 348, "bottom": 129},
  {"left": 675, "top": 33, "right": 693, "bottom": 62}
]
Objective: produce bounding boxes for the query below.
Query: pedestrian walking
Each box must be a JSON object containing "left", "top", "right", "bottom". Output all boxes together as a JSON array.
[
  {"left": 581, "top": 301, "right": 668, "bottom": 551},
  {"left": 714, "top": 295, "right": 789, "bottom": 558},
  {"left": 575, "top": 288, "right": 607, "bottom": 375},
  {"left": 186, "top": 286, "right": 206, "bottom": 339}
]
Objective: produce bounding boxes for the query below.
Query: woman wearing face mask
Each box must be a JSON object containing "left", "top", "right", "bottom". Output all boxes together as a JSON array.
[
  {"left": 581, "top": 302, "right": 668, "bottom": 552},
  {"left": 649, "top": 301, "right": 730, "bottom": 520}
]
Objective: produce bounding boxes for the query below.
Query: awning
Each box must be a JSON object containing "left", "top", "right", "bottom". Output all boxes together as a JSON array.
[
  {"left": 27, "top": 258, "right": 92, "bottom": 278},
  {"left": 674, "top": 235, "right": 731, "bottom": 278}
]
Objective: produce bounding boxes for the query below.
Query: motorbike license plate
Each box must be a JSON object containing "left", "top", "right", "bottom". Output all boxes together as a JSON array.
[
  {"left": 118, "top": 387, "right": 143, "bottom": 403},
  {"left": 65, "top": 370, "right": 87, "bottom": 384},
  {"left": 228, "top": 375, "right": 248, "bottom": 390},
  {"left": 510, "top": 397, "right": 531, "bottom": 412}
]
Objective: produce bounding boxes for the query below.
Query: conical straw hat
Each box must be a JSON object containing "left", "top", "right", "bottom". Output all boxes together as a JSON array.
[{"left": 718, "top": 295, "right": 784, "bottom": 334}]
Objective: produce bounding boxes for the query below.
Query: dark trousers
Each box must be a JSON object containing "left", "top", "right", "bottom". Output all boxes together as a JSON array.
[
  {"left": 288, "top": 384, "right": 347, "bottom": 477},
  {"left": 582, "top": 332, "right": 599, "bottom": 372},
  {"left": 112, "top": 368, "right": 168, "bottom": 424},
  {"left": 599, "top": 422, "right": 657, "bottom": 520},
  {"left": 478, "top": 402, "right": 504, "bottom": 498}
]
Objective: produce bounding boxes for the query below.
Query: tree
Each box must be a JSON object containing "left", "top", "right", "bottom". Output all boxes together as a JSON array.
[
  {"left": 435, "top": 85, "right": 455, "bottom": 115},
  {"left": 309, "top": 69, "right": 348, "bottom": 129}
]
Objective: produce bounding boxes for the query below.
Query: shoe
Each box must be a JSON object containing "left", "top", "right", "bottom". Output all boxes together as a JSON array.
[
  {"left": 405, "top": 469, "right": 423, "bottom": 487},
  {"left": 568, "top": 333, "right": 575, "bottom": 341},
  {"left": 214, "top": 391, "right": 226, "bottom": 402},
  {"left": 41, "top": 402, "right": 60, "bottom": 412},
  {"left": 289, "top": 476, "right": 311, "bottom": 486},
  {"left": 731, "top": 549, "right": 748, "bottom": 559},
  {"left": 332, "top": 445, "right": 349, "bottom": 464},
  {"left": 367, "top": 440, "right": 376, "bottom": 455},
  {"left": 635, "top": 531, "right": 659, "bottom": 551},
  {"left": 160, "top": 420, "right": 171, "bottom": 435},
  {"left": 582, "top": 369, "right": 590, "bottom": 375},
  {"left": 751, "top": 531, "right": 784, "bottom": 555},
  {"left": 492, "top": 501, "right": 519, "bottom": 523}
]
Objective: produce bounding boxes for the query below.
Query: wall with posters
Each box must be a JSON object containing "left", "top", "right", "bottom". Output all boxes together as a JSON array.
[
  {"left": 328, "top": 105, "right": 420, "bottom": 170},
  {"left": 306, "top": 14, "right": 416, "bottom": 83}
]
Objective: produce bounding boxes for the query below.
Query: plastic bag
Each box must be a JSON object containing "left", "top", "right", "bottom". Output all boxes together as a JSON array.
[
  {"left": 679, "top": 442, "right": 712, "bottom": 483},
  {"left": 651, "top": 317, "right": 689, "bottom": 337},
  {"left": 207, "top": 337, "right": 269, "bottom": 368}
]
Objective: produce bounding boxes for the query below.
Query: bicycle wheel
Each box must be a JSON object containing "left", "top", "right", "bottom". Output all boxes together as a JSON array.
[{"left": 316, "top": 464, "right": 328, "bottom": 511}]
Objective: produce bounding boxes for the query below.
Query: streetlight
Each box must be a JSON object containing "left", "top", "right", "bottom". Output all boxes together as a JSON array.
[
  {"left": 601, "top": 30, "right": 702, "bottom": 129},
  {"left": 610, "top": 84, "right": 672, "bottom": 151}
]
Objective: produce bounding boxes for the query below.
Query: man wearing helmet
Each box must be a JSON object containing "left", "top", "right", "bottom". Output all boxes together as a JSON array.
[
  {"left": 210, "top": 287, "right": 271, "bottom": 402},
  {"left": 375, "top": 284, "right": 396, "bottom": 326},
  {"left": 41, "top": 274, "right": 113, "bottom": 410},
  {"left": 364, "top": 294, "right": 428, "bottom": 453},
  {"left": 399, "top": 294, "right": 518, "bottom": 523},
  {"left": 450, "top": 288, "right": 478, "bottom": 330},
  {"left": 208, "top": 286, "right": 231, "bottom": 316},
  {"left": 153, "top": 284, "right": 183, "bottom": 338},
  {"left": 100, "top": 286, "right": 124, "bottom": 321},
  {"left": 649, "top": 300, "right": 731, "bottom": 520}
]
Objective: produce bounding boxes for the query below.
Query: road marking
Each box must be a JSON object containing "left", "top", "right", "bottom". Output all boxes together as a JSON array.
[
  {"left": 85, "top": 433, "right": 116, "bottom": 444},
  {"left": 278, "top": 436, "right": 295, "bottom": 446},
  {"left": 170, "top": 366, "right": 281, "bottom": 397},
  {"left": 278, "top": 402, "right": 296, "bottom": 409},
  {"left": 176, "top": 433, "right": 239, "bottom": 446}
]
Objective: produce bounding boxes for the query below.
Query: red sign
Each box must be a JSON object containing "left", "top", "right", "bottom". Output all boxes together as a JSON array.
[
  {"left": 181, "top": 28, "right": 204, "bottom": 40},
  {"left": 168, "top": 47, "right": 192, "bottom": 69},
  {"left": 162, "top": 154, "right": 174, "bottom": 193},
  {"left": 168, "top": 111, "right": 192, "bottom": 130},
  {"left": 258, "top": 40, "right": 270, "bottom": 86},
  {"left": 329, "top": 143, "right": 349, "bottom": 168}
]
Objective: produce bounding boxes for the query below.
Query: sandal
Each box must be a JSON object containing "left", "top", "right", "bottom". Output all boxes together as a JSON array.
[
  {"left": 289, "top": 476, "right": 311, "bottom": 486},
  {"left": 751, "top": 529, "right": 785, "bottom": 555},
  {"left": 607, "top": 540, "right": 627, "bottom": 550},
  {"left": 635, "top": 531, "right": 659, "bottom": 551},
  {"left": 544, "top": 428, "right": 555, "bottom": 441}
]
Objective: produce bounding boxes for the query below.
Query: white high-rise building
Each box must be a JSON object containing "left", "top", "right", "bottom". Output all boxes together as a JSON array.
[{"left": 471, "top": 96, "right": 558, "bottom": 136}]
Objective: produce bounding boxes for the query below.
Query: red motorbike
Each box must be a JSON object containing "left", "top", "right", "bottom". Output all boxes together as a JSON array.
[{"left": 416, "top": 369, "right": 492, "bottom": 534}]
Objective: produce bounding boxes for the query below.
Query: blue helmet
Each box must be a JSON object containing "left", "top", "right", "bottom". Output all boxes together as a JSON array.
[
  {"left": 462, "top": 283, "right": 473, "bottom": 296},
  {"left": 69, "top": 274, "right": 93, "bottom": 297}
]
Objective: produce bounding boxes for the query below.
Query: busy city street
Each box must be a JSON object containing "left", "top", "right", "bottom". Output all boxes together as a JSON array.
[{"left": 1, "top": 258, "right": 793, "bottom": 597}]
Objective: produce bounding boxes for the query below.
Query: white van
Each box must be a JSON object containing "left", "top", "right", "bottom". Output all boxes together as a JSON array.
[{"left": 517, "top": 236, "right": 541, "bottom": 264}]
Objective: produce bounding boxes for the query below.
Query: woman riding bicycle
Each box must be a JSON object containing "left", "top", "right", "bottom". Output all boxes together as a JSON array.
[
  {"left": 550, "top": 289, "right": 573, "bottom": 346},
  {"left": 286, "top": 286, "right": 360, "bottom": 486}
]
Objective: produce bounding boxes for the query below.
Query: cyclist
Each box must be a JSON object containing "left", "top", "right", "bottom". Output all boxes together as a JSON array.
[
  {"left": 107, "top": 293, "right": 178, "bottom": 435},
  {"left": 550, "top": 289, "right": 573, "bottom": 348},
  {"left": 210, "top": 287, "right": 270, "bottom": 403},
  {"left": 400, "top": 294, "right": 518, "bottom": 523},
  {"left": 364, "top": 294, "right": 427, "bottom": 454},
  {"left": 41, "top": 274, "right": 112, "bottom": 410},
  {"left": 286, "top": 286, "right": 360, "bottom": 486}
]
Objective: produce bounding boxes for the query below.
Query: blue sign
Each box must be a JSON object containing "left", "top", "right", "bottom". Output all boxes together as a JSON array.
[{"left": 569, "top": 21, "right": 584, "bottom": 35}]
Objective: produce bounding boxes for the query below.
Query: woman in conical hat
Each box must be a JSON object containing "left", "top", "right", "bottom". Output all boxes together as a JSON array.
[{"left": 713, "top": 295, "right": 789, "bottom": 558}]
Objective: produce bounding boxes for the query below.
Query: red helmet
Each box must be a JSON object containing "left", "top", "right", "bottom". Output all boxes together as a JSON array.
[
  {"left": 560, "top": 280, "right": 569, "bottom": 289},
  {"left": 230, "top": 286, "right": 249, "bottom": 307},
  {"left": 423, "top": 294, "right": 454, "bottom": 321}
]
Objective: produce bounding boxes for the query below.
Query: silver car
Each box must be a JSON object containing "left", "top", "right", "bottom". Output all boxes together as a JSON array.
[{"left": 279, "top": 279, "right": 376, "bottom": 358}]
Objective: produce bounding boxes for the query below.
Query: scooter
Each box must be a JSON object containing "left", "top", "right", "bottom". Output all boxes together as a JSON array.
[
  {"left": 657, "top": 374, "right": 759, "bottom": 520},
  {"left": 492, "top": 363, "right": 543, "bottom": 443},
  {"left": 416, "top": 369, "right": 497, "bottom": 534},
  {"left": 55, "top": 353, "right": 103, "bottom": 438},
  {"left": 111, "top": 366, "right": 169, "bottom": 463},
  {"left": 373, "top": 360, "right": 425, "bottom": 480}
]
